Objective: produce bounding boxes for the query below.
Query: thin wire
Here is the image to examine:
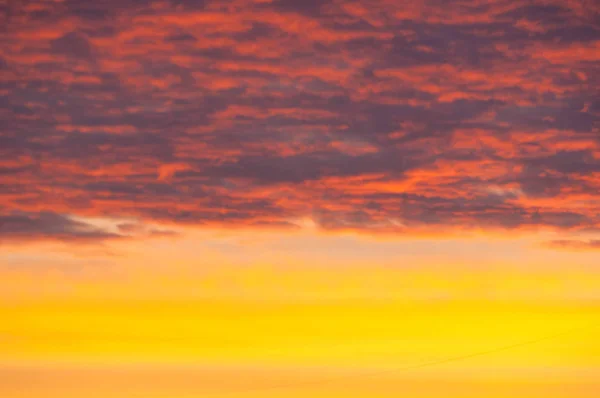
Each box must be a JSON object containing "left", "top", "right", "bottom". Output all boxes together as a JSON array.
[{"left": 215, "top": 322, "right": 598, "bottom": 396}]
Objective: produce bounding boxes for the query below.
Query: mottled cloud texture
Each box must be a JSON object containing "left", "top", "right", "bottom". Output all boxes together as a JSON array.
[{"left": 1, "top": 0, "right": 599, "bottom": 240}]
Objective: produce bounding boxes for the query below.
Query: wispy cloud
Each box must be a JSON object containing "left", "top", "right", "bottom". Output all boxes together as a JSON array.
[
  {"left": 0, "top": 211, "right": 178, "bottom": 243},
  {"left": 545, "top": 239, "right": 600, "bottom": 251}
]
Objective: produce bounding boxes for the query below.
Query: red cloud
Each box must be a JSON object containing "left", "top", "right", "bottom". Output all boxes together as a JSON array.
[{"left": 1, "top": 0, "right": 599, "bottom": 240}]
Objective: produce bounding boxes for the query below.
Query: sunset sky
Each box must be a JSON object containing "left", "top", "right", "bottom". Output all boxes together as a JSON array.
[{"left": 1, "top": 0, "right": 600, "bottom": 397}]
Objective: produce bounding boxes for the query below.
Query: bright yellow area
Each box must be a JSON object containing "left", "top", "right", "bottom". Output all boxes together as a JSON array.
[{"left": 1, "top": 229, "right": 599, "bottom": 397}]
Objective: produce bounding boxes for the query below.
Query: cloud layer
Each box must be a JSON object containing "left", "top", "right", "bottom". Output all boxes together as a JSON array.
[{"left": 1, "top": 0, "right": 599, "bottom": 240}]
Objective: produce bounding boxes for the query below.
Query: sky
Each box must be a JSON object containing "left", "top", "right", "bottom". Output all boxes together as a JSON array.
[{"left": 1, "top": 0, "right": 600, "bottom": 397}]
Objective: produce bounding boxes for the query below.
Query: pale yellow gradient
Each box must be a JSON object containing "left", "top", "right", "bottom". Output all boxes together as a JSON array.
[{"left": 1, "top": 227, "right": 599, "bottom": 397}]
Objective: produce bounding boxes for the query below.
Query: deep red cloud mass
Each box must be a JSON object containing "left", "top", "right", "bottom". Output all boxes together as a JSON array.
[{"left": 1, "top": 0, "right": 599, "bottom": 240}]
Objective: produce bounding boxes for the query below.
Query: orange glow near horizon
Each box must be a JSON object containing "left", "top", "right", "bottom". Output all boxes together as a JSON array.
[{"left": 2, "top": 227, "right": 600, "bottom": 397}]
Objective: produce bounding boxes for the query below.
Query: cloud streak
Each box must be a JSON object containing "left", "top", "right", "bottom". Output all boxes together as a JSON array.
[
  {"left": 0, "top": 211, "right": 121, "bottom": 242},
  {"left": 546, "top": 239, "right": 600, "bottom": 251}
]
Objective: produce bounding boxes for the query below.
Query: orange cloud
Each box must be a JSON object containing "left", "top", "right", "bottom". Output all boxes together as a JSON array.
[{"left": 1, "top": 0, "right": 599, "bottom": 241}]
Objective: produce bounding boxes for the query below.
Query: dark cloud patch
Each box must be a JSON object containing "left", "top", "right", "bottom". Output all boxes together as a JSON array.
[
  {"left": 65, "top": 0, "right": 115, "bottom": 20},
  {"left": 50, "top": 31, "right": 94, "bottom": 60},
  {"left": 500, "top": 4, "right": 573, "bottom": 24},
  {"left": 164, "top": 33, "right": 197, "bottom": 42},
  {"left": 388, "top": 33, "right": 448, "bottom": 66},
  {"left": 168, "top": 0, "right": 207, "bottom": 11},
  {"left": 207, "top": 148, "right": 422, "bottom": 184},
  {"left": 517, "top": 172, "right": 573, "bottom": 198},
  {"left": 0, "top": 164, "right": 36, "bottom": 176},
  {"left": 0, "top": 211, "right": 180, "bottom": 243},
  {"left": 53, "top": 132, "right": 174, "bottom": 161},
  {"left": 269, "top": 0, "right": 330, "bottom": 16},
  {"left": 0, "top": 211, "right": 121, "bottom": 242},
  {"left": 386, "top": 22, "right": 513, "bottom": 68},
  {"left": 139, "top": 199, "right": 288, "bottom": 224},
  {"left": 64, "top": 0, "right": 151, "bottom": 20},
  {"left": 541, "top": 25, "right": 600, "bottom": 43},
  {"left": 495, "top": 105, "right": 597, "bottom": 132},
  {"left": 234, "top": 23, "right": 284, "bottom": 42},
  {"left": 546, "top": 239, "right": 600, "bottom": 250},
  {"left": 83, "top": 181, "right": 183, "bottom": 198},
  {"left": 525, "top": 150, "right": 600, "bottom": 175}
]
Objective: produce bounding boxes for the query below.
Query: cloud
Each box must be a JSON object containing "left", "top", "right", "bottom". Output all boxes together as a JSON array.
[
  {"left": 0, "top": 0, "right": 599, "bottom": 239},
  {"left": 50, "top": 31, "right": 95, "bottom": 60},
  {"left": 545, "top": 239, "right": 600, "bottom": 251},
  {"left": 0, "top": 211, "right": 121, "bottom": 242},
  {"left": 0, "top": 211, "right": 179, "bottom": 243}
]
